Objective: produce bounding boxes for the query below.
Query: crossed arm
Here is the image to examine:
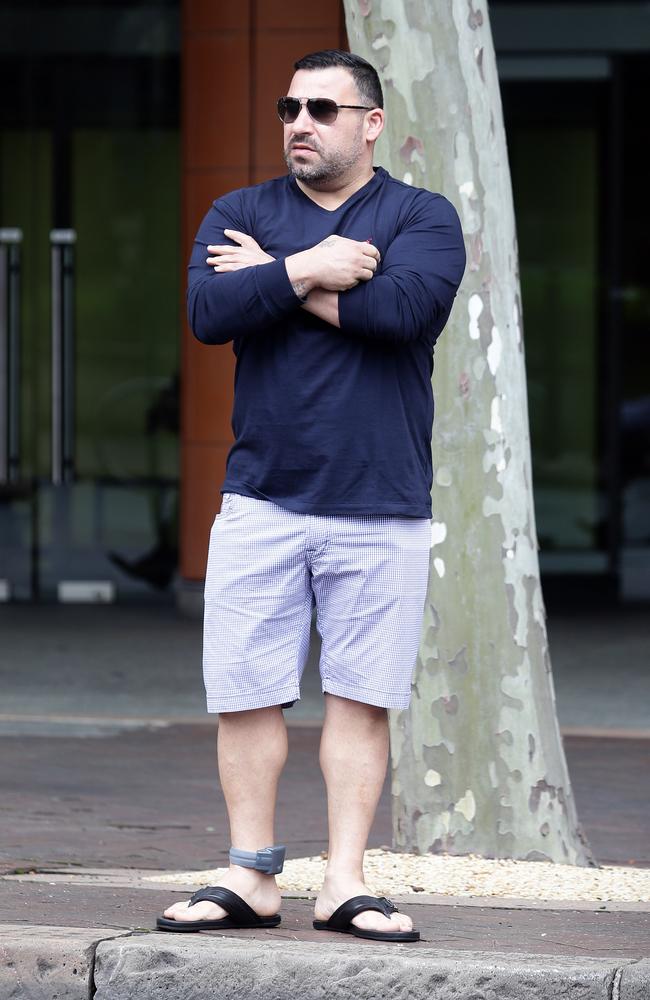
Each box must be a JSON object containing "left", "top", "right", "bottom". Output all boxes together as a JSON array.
[
  {"left": 205, "top": 230, "right": 380, "bottom": 329},
  {"left": 187, "top": 194, "right": 466, "bottom": 345}
]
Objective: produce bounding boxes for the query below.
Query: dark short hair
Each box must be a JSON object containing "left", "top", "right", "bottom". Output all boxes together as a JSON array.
[{"left": 293, "top": 49, "right": 383, "bottom": 110}]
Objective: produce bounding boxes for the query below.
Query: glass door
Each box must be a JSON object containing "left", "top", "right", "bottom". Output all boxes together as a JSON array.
[
  {"left": 0, "top": 2, "right": 180, "bottom": 602},
  {"left": 620, "top": 55, "right": 650, "bottom": 601},
  {"left": 1, "top": 129, "right": 52, "bottom": 600},
  {"left": 501, "top": 77, "right": 615, "bottom": 597}
]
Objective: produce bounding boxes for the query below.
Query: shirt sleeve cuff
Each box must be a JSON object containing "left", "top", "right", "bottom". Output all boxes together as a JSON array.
[{"left": 254, "top": 258, "right": 303, "bottom": 319}]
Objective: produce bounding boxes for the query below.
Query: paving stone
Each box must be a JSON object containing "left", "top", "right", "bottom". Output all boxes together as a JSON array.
[{"left": 3, "top": 879, "right": 649, "bottom": 959}]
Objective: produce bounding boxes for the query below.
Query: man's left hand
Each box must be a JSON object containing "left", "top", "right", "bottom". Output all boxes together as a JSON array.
[{"left": 207, "top": 230, "right": 275, "bottom": 271}]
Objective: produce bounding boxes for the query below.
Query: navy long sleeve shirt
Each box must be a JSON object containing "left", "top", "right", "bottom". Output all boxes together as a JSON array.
[{"left": 188, "top": 166, "right": 466, "bottom": 517}]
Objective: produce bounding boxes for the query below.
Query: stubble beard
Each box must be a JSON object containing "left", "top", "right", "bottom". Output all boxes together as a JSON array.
[{"left": 284, "top": 129, "right": 363, "bottom": 187}]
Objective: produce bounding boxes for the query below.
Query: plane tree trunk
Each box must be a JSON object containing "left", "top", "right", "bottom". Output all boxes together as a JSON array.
[{"left": 343, "top": 0, "right": 595, "bottom": 865}]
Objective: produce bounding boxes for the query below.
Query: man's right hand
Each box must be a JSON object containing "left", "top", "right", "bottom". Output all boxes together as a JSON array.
[{"left": 285, "top": 236, "right": 380, "bottom": 298}]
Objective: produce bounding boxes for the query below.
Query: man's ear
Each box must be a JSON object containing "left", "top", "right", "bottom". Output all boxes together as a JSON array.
[{"left": 365, "top": 108, "right": 385, "bottom": 143}]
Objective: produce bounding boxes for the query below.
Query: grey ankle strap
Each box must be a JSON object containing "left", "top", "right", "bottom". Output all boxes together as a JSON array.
[{"left": 229, "top": 845, "right": 286, "bottom": 875}]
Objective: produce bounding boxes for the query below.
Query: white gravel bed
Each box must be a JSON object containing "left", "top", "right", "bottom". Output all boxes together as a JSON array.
[{"left": 145, "top": 848, "right": 650, "bottom": 903}]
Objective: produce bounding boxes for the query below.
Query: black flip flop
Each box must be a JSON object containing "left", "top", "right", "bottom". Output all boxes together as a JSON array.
[
  {"left": 313, "top": 894, "right": 420, "bottom": 942},
  {"left": 156, "top": 885, "right": 281, "bottom": 932}
]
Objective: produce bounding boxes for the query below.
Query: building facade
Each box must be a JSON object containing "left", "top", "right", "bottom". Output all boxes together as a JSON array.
[{"left": 1, "top": 1, "right": 648, "bottom": 606}]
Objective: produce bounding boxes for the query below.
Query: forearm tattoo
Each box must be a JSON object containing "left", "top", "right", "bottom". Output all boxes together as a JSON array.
[{"left": 292, "top": 280, "right": 309, "bottom": 303}]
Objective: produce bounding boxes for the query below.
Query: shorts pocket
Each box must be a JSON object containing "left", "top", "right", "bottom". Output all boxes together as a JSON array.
[{"left": 215, "top": 492, "right": 237, "bottom": 518}]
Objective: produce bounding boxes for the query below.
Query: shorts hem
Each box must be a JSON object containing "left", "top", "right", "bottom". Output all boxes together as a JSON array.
[
  {"left": 321, "top": 678, "right": 411, "bottom": 711},
  {"left": 206, "top": 686, "right": 301, "bottom": 714}
]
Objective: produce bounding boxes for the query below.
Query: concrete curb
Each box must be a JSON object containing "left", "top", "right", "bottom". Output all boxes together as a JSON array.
[
  {"left": 2, "top": 925, "right": 647, "bottom": 999},
  {"left": 619, "top": 960, "right": 650, "bottom": 999},
  {"left": 0, "top": 924, "right": 131, "bottom": 1000},
  {"left": 93, "top": 933, "right": 638, "bottom": 1000}
]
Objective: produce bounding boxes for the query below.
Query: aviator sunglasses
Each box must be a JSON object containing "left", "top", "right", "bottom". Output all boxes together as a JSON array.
[{"left": 277, "top": 96, "right": 374, "bottom": 126}]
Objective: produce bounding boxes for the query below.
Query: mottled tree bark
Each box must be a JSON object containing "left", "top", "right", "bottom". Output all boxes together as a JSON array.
[{"left": 343, "top": 0, "right": 594, "bottom": 865}]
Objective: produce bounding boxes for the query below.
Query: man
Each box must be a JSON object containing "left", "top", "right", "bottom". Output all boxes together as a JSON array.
[{"left": 158, "top": 50, "right": 465, "bottom": 942}]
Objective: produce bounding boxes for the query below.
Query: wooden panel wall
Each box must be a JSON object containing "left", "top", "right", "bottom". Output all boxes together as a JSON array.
[{"left": 180, "top": 0, "right": 347, "bottom": 581}]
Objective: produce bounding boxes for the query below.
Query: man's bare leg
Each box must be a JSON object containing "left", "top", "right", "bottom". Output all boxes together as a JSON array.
[
  {"left": 314, "top": 693, "right": 414, "bottom": 933},
  {"left": 163, "top": 705, "right": 288, "bottom": 923}
]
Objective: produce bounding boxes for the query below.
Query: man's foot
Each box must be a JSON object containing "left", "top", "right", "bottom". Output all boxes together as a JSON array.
[
  {"left": 162, "top": 866, "right": 281, "bottom": 925},
  {"left": 314, "top": 872, "right": 414, "bottom": 935}
]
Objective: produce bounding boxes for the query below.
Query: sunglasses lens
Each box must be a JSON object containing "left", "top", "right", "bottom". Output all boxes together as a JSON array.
[
  {"left": 277, "top": 97, "right": 339, "bottom": 125},
  {"left": 277, "top": 98, "right": 300, "bottom": 123},
  {"left": 308, "top": 99, "right": 338, "bottom": 125}
]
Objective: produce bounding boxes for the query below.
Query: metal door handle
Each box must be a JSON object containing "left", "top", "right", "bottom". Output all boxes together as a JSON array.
[
  {"left": 50, "top": 229, "right": 76, "bottom": 485},
  {"left": 0, "top": 228, "right": 22, "bottom": 485}
]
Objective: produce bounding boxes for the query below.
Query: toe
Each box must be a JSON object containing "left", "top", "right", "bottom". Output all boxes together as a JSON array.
[
  {"left": 386, "top": 911, "right": 413, "bottom": 934},
  {"left": 351, "top": 909, "right": 414, "bottom": 935},
  {"left": 180, "top": 900, "right": 227, "bottom": 922},
  {"left": 162, "top": 899, "right": 226, "bottom": 922},
  {"left": 351, "top": 910, "right": 395, "bottom": 934}
]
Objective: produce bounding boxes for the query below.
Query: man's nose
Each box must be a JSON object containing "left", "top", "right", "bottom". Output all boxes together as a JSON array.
[{"left": 290, "top": 103, "right": 314, "bottom": 131}]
